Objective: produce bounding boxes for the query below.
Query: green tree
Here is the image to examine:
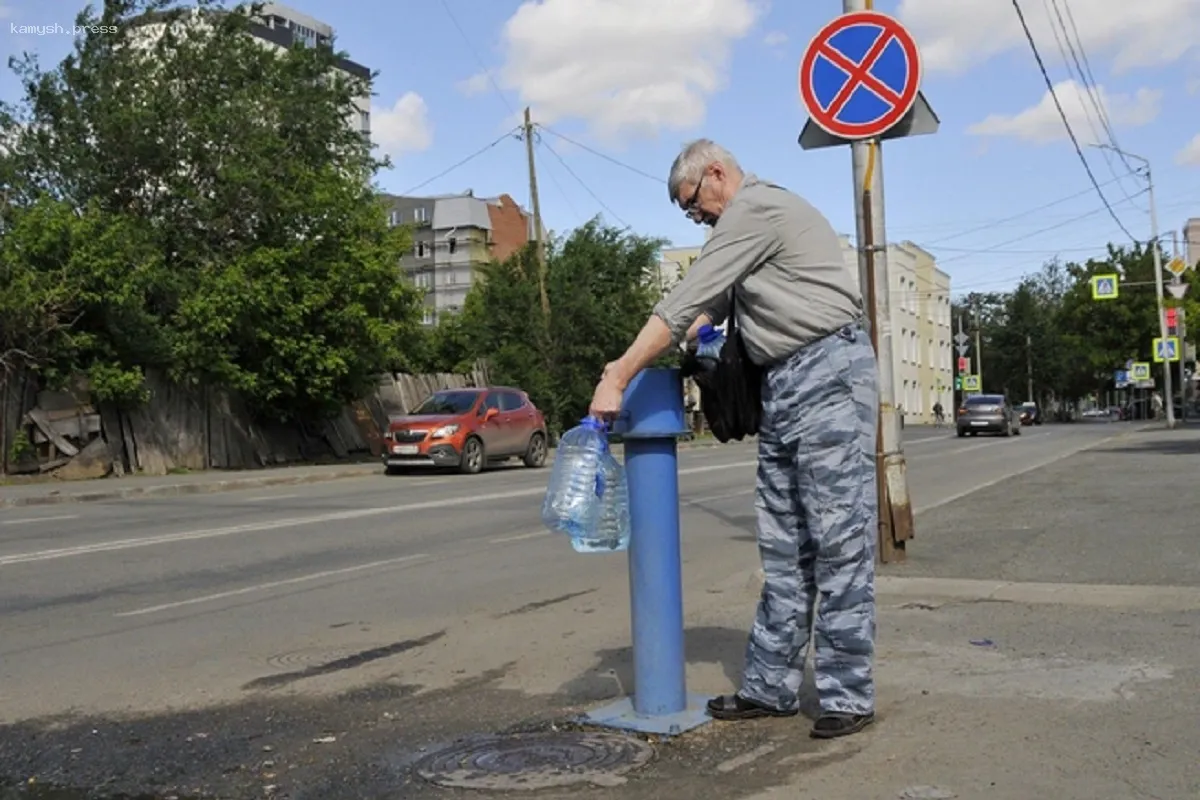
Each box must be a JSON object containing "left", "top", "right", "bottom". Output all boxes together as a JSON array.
[
  {"left": 1, "top": 0, "right": 420, "bottom": 419},
  {"left": 451, "top": 219, "right": 665, "bottom": 434},
  {"left": 1055, "top": 244, "right": 1161, "bottom": 398}
]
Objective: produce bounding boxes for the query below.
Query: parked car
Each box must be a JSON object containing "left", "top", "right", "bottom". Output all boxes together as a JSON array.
[
  {"left": 382, "top": 387, "right": 548, "bottom": 475},
  {"left": 956, "top": 393, "right": 1021, "bottom": 437},
  {"left": 1018, "top": 401, "right": 1042, "bottom": 426}
]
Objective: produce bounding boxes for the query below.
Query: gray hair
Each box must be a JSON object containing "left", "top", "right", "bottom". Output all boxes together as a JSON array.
[{"left": 666, "top": 139, "right": 742, "bottom": 204}]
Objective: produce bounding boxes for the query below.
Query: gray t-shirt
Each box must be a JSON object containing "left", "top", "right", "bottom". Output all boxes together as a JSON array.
[{"left": 653, "top": 174, "right": 862, "bottom": 365}]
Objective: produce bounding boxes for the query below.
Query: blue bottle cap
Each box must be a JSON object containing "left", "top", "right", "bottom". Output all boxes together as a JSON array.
[
  {"left": 580, "top": 416, "right": 607, "bottom": 431},
  {"left": 698, "top": 324, "right": 721, "bottom": 345}
]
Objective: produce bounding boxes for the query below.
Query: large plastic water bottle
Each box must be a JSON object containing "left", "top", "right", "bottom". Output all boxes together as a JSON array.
[
  {"left": 585, "top": 451, "right": 630, "bottom": 552},
  {"left": 541, "top": 417, "right": 609, "bottom": 541},
  {"left": 696, "top": 324, "right": 725, "bottom": 368}
]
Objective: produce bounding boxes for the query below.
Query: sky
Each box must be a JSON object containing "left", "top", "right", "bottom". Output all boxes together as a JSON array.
[{"left": 2, "top": 0, "right": 1200, "bottom": 300}]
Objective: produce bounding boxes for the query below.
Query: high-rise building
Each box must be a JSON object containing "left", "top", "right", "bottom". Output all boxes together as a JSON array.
[
  {"left": 840, "top": 237, "right": 954, "bottom": 424},
  {"left": 382, "top": 191, "right": 537, "bottom": 325},
  {"left": 129, "top": 3, "right": 371, "bottom": 138},
  {"left": 1184, "top": 217, "right": 1200, "bottom": 270}
]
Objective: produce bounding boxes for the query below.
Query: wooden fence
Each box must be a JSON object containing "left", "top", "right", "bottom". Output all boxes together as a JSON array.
[{"left": 0, "top": 363, "right": 489, "bottom": 479}]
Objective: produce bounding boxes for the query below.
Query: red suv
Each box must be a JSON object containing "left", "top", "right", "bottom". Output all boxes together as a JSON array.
[{"left": 383, "top": 387, "right": 548, "bottom": 475}]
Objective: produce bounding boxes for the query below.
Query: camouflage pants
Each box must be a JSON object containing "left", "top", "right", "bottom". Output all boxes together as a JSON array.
[{"left": 740, "top": 323, "right": 879, "bottom": 715}]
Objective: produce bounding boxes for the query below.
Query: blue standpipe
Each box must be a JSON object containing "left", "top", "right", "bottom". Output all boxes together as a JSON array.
[{"left": 584, "top": 367, "right": 711, "bottom": 735}]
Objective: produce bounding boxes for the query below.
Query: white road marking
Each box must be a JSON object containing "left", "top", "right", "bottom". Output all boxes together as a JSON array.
[
  {"left": 686, "top": 488, "right": 754, "bottom": 504},
  {"left": 0, "top": 461, "right": 760, "bottom": 568},
  {"left": 244, "top": 494, "right": 299, "bottom": 502},
  {"left": 115, "top": 553, "right": 428, "bottom": 617},
  {"left": 1, "top": 514, "right": 80, "bottom": 526},
  {"left": 490, "top": 530, "right": 549, "bottom": 544}
]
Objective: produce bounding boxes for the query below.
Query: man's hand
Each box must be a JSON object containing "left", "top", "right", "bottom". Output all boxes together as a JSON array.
[{"left": 589, "top": 363, "right": 625, "bottom": 421}]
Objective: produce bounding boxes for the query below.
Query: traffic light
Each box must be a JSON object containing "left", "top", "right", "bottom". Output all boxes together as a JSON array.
[
  {"left": 1166, "top": 307, "right": 1178, "bottom": 335},
  {"left": 957, "top": 356, "right": 968, "bottom": 373}
]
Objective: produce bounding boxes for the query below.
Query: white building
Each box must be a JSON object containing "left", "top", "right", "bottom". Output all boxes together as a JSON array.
[
  {"left": 840, "top": 237, "right": 954, "bottom": 424},
  {"left": 127, "top": 4, "right": 370, "bottom": 138}
]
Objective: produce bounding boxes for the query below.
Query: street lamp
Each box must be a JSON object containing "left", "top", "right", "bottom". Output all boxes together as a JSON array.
[{"left": 1090, "top": 144, "right": 1174, "bottom": 429}]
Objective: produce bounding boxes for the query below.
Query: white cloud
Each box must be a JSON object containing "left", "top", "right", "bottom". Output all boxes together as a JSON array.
[
  {"left": 457, "top": 72, "right": 491, "bottom": 96},
  {"left": 372, "top": 92, "right": 432, "bottom": 159},
  {"left": 1177, "top": 134, "right": 1200, "bottom": 166},
  {"left": 967, "top": 79, "right": 1161, "bottom": 144},
  {"left": 491, "top": 0, "right": 760, "bottom": 140},
  {"left": 898, "top": 0, "right": 1200, "bottom": 75},
  {"left": 763, "top": 30, "right": 787, "bottom": 47}
]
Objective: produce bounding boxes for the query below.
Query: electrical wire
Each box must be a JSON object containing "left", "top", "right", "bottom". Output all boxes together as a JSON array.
[
  {"left": 1059, "top": 0, "right": 1136, "bottom": 176},
  {"left": 536, "top": 125, "right": 664, "bottom": 185},
  {"left": 1010, "top": 0, "right": 1136, "bottom": 243},
  {"left": 535, "top": 141, "right": 584, "bottom": 224},
  {"left": 920, "top": 173, "right": 1132, "bottom": 246},
  {"left": 400, "top": 129, "right": 519, "bottom": 195},
  {"left": 536, "top": 132, "right": 630, "bottom": 229},
  {"left": 437, "top": 0, "right": 517, "bottom": 117}
]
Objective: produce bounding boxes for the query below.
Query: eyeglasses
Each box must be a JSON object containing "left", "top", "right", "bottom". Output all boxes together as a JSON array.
[{"left": 681, "top": 174, "right": 704, "bottom": 216}]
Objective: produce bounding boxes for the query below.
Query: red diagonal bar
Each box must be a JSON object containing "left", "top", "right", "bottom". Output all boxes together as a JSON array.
[{"left": 818, "top": 32, "right": 904, "bottom": 117}]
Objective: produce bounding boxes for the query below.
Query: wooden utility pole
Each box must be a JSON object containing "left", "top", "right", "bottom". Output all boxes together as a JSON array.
[{"left": 522, "top": 107, "right": 549, "bottom": 317}]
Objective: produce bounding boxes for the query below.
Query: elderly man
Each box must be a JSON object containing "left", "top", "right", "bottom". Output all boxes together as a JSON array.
[{"left": 589, "top": 139, "right": 879, "bottom": 739}]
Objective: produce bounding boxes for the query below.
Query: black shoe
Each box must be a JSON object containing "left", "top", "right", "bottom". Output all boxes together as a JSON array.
[
  {"left": 707, "top": 693, "right": 799, "bottom": 721},
  {"left": 810, "top": 712, "right": 875, "bottom": 739}
]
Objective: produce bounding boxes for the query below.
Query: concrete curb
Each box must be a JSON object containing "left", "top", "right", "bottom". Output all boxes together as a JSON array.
[
  {"left": 0, "top": 466, "right": 378, "bottom": 509},
  {"left": 0, "top": 437, "right": 733, "bottom": 509}
]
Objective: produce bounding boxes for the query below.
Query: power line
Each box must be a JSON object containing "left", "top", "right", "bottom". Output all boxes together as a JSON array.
[
  {"left": 921, "top": 173, "right": 1133, "bottom": 246},
  {"left": 534, "top": 141, "right": 584, "bottom": 223},
  {"left": 1011, "top": 0, "right": 1136, "bottom": 243},
  {"left": 935, "top": 191, "right": 1148, "bottom": 268},
  {"left": 1039, "top": 0, "right": 1133, "bottom": 205},
  {"left": 536, "top": 125, "right": 664, "bottom": 185},
  {"left": 1059, "top": 0, "right": 1136, "bottom": 176},
  {"left": 400, "top": 129, "right": 519, "bottom": 195},
  {"left": 437, "top": 0, "right": 516, "bottom": 117},
  {"left": 536, "top": 132, "right": 629, "bottom": 229}
]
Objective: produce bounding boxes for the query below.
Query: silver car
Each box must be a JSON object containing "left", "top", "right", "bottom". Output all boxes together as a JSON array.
[{"left": 956, "top": 394, "right": 1021, "bottom": 437}]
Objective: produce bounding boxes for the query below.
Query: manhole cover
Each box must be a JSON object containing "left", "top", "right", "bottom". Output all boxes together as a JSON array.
[
  {"left": 265, "top": 646, "right": 363, "bottom": 669},
  {"left": 414, "top": 730, "right": 654, "bottom": 791}
]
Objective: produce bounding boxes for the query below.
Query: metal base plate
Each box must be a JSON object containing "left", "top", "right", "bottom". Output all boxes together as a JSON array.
[{"left": 581, "top": 694, "right": 712, "bottom": 736}]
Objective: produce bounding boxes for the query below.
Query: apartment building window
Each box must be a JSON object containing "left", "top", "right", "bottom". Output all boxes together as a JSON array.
[
  {"left": 416, "top": 242, "right": 426, "bottom": 258},
  {"left": 900, "top": 328, "right": 908, "bottom": 361},
  {"left": 448, "top": 269, "right": 457, "bottom": 285},
  {"left": 388, "top": 210, "right": 399, "bottom": 227},
  {"left": 358, "top": 110, "right": 370, "bottom": 134},
  {"left": 912, "top": 332, "right": 918, "bottom": 364},
  {"left": 447, "top": 237, "right": 457, "bottom": 255},
  {"left": 414, "top": 207, "right": 428, "bottom": 223},
  {"left": 422, "top": 307, "right": 435, "bottom": 326}
]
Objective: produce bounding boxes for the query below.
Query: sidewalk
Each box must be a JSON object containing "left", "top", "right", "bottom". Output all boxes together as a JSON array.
[
  {"left": 714, "top": 425, "right": 1200, "bottom": 799},
  {"left": 0, "top": 460, "right": 382, "bottom": 509},
  {"left": 0, "top": 436, "right": 726, "bottom": 509}
]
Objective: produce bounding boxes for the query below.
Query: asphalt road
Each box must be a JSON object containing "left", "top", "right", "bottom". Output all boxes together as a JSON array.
[{"left": 0, "top": 421, "right": 1123, "bottom": 726}]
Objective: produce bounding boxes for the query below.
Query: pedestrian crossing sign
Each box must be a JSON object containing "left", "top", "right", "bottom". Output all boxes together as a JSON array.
[
  {"left": 962, "top": 375, "right": 981, "bottom": 392},
  {"left": 1130, "top": 362, "right": 1151, "bottom": 381},
  {"left": 1153, "top": 336, "right": 1180, "bottom": 363},
  {"left": 1091, "top": 274, "right": 1118, "bottom": 300}
]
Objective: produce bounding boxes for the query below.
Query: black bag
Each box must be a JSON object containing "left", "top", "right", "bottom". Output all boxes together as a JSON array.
[{"left": 680, "top": 291, "right": 762, "bottom": 442}]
